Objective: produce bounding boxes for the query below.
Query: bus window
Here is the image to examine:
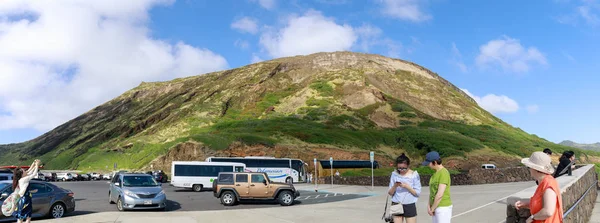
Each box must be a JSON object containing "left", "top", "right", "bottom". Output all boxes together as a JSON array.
[{"left": 235, "top": 166, "right": 245, "bottom": 172}]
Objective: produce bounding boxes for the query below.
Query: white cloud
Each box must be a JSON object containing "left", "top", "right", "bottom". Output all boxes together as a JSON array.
[
  {"left": 251, "top": 0, "right": 276, "bottom": 10},
  {"left": 451, "top": 42, "right": 468, "bottom": 73},
  {"left": 556, "top": 0, "right": 600, "bottom": 26},
  {"left": 578, "top": 5, "right": 600, "bottom": 25},
  {"left": 251, "top": 53, "right": 264, "bottom": 63},
  {"left": 231, "top": 17, "right": 259, "bottom": 34},
  {"left": 461, "top": 89, "right": 520, "bottom": 114},
  {"left": 354, "top": 24, "right": 402, "bottom": 58},
  {"left": 563, "top": 51, "right": 576, "bottom": 62},
  {"left": 259, "top": 10, "right": 357, "bottom": 58},
  {"left": 475, "top": 36, "right": 547, "bottom": 73},
  {"left": 0, "top": 0, "right": 228, "bottom": 131},
  {"left": 235, "top": 39, "right": 250, "bottom": 50},
  {"left": 526, "top": 105, "right": 540, "bottom": 114},
  {"left": 376, "top": 0, "right": 432, "bottom": 22}
]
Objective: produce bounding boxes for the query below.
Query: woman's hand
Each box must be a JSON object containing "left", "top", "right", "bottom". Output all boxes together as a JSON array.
[
  {"left": 399, "top": 182, "right": 412, "bottom": 189},
  {"left": 515, "top": 200, "right": 529, "bottom": 210},
  {"left": 525, "top": 216, "right": 534, "bottom": 223},
  {"left": 428, "top": 206, "right": 435, "bottom": 216}
]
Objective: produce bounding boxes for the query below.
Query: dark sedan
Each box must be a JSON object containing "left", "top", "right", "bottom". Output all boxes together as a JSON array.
[{"left": 0, "top": 180, "right": 75, "bottom": 221}]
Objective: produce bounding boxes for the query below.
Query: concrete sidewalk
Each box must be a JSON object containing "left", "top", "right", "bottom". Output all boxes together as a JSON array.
[
  {"left": 589, "top": 190, "right": 600, "bottom": 223},
  {"left": 36, "top": 182, "right": 532, "bottom": 223}
]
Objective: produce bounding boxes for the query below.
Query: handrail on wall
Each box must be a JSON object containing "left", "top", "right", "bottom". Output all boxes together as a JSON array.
[{"left": 563, "top": 180, "right": 598, "bottom": 218}]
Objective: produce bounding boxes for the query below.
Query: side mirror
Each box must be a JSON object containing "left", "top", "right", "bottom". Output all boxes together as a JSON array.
[
  {"left": 1, "top": 193, "right": 8, "bottom": 199},
  {"left": 115, "top": 182, "right": 120, "bottom": 187},
  {"left": 262, "top": 179, "right": 267, "bottom": 185},
  {"left": 158, "top": 183, "right": 162, "bottom": 186}
]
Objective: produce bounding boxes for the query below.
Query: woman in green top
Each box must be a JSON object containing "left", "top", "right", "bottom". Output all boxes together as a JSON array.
[{"left": 422, "top": 151, "right": 452, "bottom": 223}]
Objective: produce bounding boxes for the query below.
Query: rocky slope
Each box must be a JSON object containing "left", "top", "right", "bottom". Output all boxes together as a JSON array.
[{"left": 0, "top": 52, "right": 590, "bottom": 171}]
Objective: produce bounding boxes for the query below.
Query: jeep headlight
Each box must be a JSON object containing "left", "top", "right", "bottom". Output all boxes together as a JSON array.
[{"left": 124, "top": 190, "right": 139, "bottom": 198}]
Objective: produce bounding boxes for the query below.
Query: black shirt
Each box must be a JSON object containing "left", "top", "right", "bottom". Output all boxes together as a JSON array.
[{"left": 553, "top": 157, "right": 573, "bottom": 178}]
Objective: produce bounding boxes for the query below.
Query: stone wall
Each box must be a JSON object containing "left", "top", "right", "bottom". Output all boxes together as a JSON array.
[
  {"left": 317, "top": 167, "right": 532, "bottom": 186},
  {"left": 505, "top": 164, "right": 598, "bottom": 223}
]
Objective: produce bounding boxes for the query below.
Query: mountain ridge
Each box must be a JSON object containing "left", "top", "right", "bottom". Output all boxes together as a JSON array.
[{"left": 0, "top": 51, "right": 592, "bottom": 171}]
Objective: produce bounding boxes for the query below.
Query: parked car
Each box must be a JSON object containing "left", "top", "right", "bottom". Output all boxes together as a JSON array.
[
  {"left": 34, "top": 172, "right": 46, "bottom": 181},
  {"left": 0, "top": 180, "right": 75, "bottom": 220},
  {"left": 91, "top": 173, "right": 103, "bottom": 180},
  {"left": 0, "top": 173, "right": 11, "bottom": 181},
  {"left": 103, "top": 173, "right": 112, "bottom": 180},
  {"left": 80, "top": 174, "right": 91, "bottom": 181},
  {"left": 152, "top": 170, "right": 168, "bottom": 183},
  {"left": 213, "top": 172, "right": 299, "bottom": 206},
  {"left": 42, "top": 172, "right": 57, "bottom": 182},
  {"left": 56, "top": 173, "right": 74, "bottom": 181},
  {"left": 108, "top": 173, "right": 167, "bottom": 211}
]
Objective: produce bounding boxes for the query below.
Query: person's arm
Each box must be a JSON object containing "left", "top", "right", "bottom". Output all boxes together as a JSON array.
[
  {"left": 403, "top": 171, "right": 421, "bottom": 197},
  {"left": 21, "top": 162, "right": 39, "bottom": 181},
  {"left": 529, "top": 188, "right": 557, "bottom": 221},
  {"left": 388, "top": 175, "right": 398, "bottom": 196},
  {"left": 26, "top": 161, "right": 37, "bottom": 175},
  {"left": 430, "top": 183, "right": 446, "bottom": 211}
]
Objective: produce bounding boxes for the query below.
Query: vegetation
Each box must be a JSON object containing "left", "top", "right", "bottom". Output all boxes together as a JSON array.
[{"left": 341, "top": 167, "right": 461, "bottom": 177}]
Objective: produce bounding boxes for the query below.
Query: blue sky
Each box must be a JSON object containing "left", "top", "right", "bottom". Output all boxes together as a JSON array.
[{"left": 0, "top": 0, "right": 599, "bottom": 144}]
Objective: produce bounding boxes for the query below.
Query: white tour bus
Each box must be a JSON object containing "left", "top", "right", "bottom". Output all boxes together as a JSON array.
[
  {"left": 205, "top": 156, "right": 306, "bottom": 184},
  {"left": 170, "top": 161, "right": 245, "bottom": 192}
]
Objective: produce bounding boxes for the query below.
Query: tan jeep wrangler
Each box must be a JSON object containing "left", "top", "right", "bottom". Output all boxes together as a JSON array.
[{"left": 213, "top": 172, "right": 300, "bottom": 206}]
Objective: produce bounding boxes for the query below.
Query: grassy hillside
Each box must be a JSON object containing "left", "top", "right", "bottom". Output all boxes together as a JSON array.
[{"left": 0, "top": 52, "right": 594, "bottom": 171}]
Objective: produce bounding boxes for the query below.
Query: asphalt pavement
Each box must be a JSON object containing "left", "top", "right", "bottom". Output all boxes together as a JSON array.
[{"left": 50, "top": 180, "right": 369, "bottom": 214}]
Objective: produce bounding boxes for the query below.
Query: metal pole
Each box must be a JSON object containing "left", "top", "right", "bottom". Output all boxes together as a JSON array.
[
  {"left": 331, "top": 165, "right": 333, "bottom": 188},
  {"left": 314, "top": 159, "right": 318, "bottom": 191},
  {"left": 371, "top": 161, "right": 374, "bottom": 190}
]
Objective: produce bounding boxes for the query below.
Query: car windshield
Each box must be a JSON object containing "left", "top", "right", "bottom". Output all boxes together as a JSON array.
[{"left": 123, "top": 176, "right": 158, "bottom": 187}]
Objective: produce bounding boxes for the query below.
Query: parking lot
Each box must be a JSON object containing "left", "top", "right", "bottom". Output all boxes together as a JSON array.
[{"left": 51, "top": 181, "right": 369, "bottom": 215}]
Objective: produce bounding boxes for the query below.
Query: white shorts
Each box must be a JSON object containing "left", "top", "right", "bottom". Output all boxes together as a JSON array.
[{"left": 433, "top": 205, "right": 453, "bottom": 223}]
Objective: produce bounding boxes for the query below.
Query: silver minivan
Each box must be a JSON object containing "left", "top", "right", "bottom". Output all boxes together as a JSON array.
[{"left": 108, "top": 173, "right": 167, "bottom": 211}]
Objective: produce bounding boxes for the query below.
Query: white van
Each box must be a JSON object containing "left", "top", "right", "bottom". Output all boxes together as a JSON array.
[
  {"left": 170, "top": 161, "right": 246, "bottom": 192},
  {"left": 481, "top": 164, "right": 497, "bottom": 169}
]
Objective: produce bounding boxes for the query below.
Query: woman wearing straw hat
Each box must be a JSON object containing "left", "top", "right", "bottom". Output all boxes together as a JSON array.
[{"left": 515, "top": 152, "right": 564, "bottom": 223}]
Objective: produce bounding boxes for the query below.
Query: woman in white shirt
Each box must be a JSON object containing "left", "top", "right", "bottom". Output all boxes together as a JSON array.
[
  {"left": 12, "top": 159, "right": 41, "bottom": 223},
  {"left": 387, "top": 154, "right": 422, "bottom": 223}
]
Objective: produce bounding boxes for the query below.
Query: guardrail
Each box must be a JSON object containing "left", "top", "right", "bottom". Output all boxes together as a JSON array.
[{"left": 563, "top": 179, "right": 598, "bottom": 219}]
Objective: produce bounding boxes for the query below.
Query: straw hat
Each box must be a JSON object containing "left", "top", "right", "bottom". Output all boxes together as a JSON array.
[{"left": 521, "top": 151, "right": 554, "bottom": 175}]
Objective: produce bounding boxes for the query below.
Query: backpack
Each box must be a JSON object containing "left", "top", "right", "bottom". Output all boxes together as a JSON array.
[{"left": 1, "top": 188, "right": 20, "bottom": 217}]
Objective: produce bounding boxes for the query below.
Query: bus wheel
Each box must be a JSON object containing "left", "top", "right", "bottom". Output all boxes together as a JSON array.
[
  {"left": 193, "top": 184, "right": 203, "bottom": 192},
  {"left": 285, "top": 177, "right": 293, "bottom": 184}
]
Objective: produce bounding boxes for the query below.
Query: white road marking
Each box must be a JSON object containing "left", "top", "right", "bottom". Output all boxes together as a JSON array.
[
  {"left": 452, "top": 187, "right": 530, "bottom": 219},
  {"left": 325, "top": 194, "right": 329, "bottom": 197},
  {"left": 315, "top": 195, "right": 320, "bottom": 198},
  {"left": 334, "top": 193, "right": 338, "bottom": 196}
]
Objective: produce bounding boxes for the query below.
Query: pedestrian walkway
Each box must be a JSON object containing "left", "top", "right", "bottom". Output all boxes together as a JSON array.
[
  {"left": 589, "top": 190, "right": 600, "bottom": 223},
  {"left": 36, "top": 182, "right": 532, "bottom": 223}
]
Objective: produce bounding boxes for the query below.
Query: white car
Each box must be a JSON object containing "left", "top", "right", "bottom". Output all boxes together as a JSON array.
[
  {"left": 56, "top": 173, "right": 74, "bottom": 181},
  {"left": 90, "top": 173, "right": 102, "bottom": 180},
  {"left": 34, "top": 172, "right": 46, "bottom": 181}
]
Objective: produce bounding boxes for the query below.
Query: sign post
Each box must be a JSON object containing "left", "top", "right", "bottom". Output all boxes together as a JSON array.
[
  {"left": 314, "top": 158, "right": 318, "bottom": 191},
  {"left": 329, "top": 157, "right": 334, "bottom": 188},
  {"left": 370, "top": 151, "right": 375, "bottom": 190}
]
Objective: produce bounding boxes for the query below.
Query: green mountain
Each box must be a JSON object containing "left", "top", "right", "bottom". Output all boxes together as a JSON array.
[
  {"left": 0, "top": 52, "right": 589, "bottom": 172},
  {"left": 559, "top": 140, "right": 600, "bottom": 152}
]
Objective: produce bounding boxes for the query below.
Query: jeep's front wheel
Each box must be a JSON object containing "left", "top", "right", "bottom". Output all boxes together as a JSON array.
[
  {"left": 221, "top": 191, "right": 237, "bottom": 206},
  {"left": 278, "top": 190, "right": 294, "bottom": 206}
]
